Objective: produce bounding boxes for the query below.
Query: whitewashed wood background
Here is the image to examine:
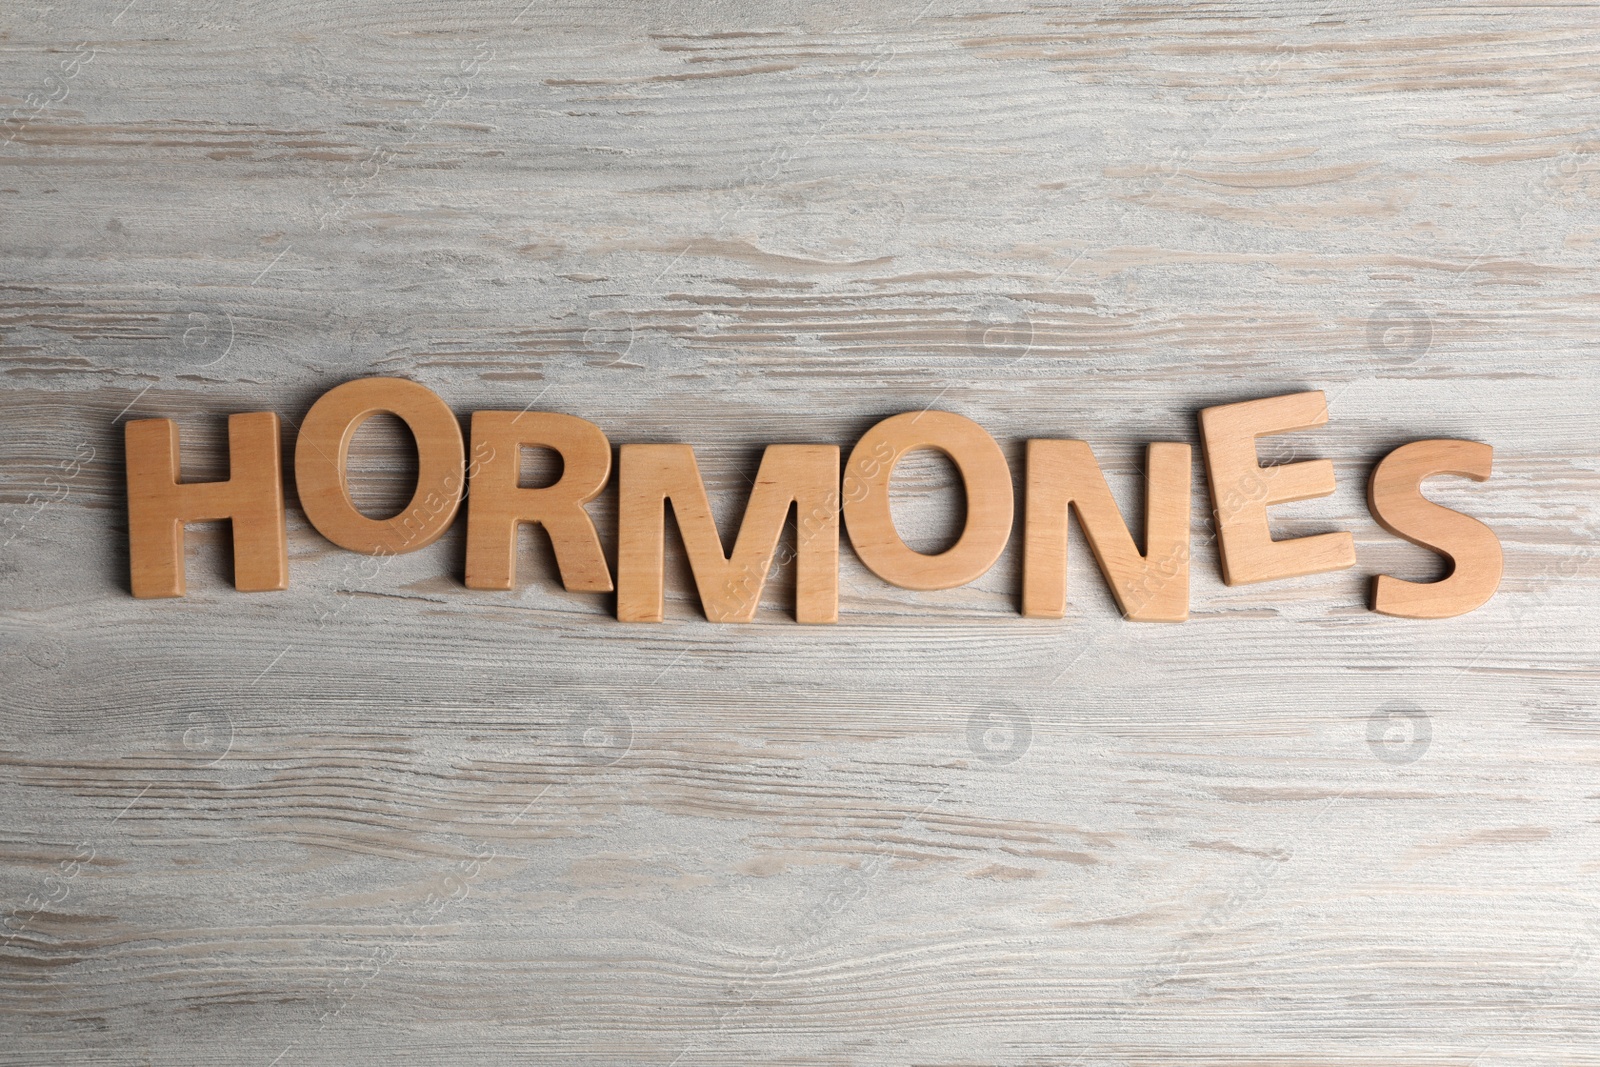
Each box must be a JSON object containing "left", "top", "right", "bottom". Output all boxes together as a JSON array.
[{"left": 3, "top": 0, "right": 1599, "bottom": 1063}]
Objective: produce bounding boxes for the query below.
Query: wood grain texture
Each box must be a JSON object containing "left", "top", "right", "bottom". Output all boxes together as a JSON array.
[{"left": 3, "top": 0, "right": 1599, "bottom": 1064}]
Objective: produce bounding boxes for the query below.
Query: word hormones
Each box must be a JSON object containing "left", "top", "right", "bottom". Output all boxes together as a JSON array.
[{"left": 124, "top": 378, "right": 1503, "bottom": 621}]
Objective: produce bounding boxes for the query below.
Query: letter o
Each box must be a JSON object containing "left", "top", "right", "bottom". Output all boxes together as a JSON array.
[
  {"left": 295, "top": 377, "right": 464, "bottom": 554},
  {"left": 842, "top": 411, "right": 1013, "bottom": 590}
]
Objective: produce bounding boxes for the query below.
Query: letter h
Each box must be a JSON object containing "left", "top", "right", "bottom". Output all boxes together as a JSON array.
[{"left": 125, "top": 413, "right": 288, "bottom": 597}]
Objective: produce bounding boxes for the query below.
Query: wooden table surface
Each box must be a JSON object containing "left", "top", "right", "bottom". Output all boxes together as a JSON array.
[{"left": 4, "top": 1, "right": 1599, "bottom": 1063}]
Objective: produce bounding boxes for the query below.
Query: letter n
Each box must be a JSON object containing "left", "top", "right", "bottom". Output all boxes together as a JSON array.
[{"left": 1023, "top": 440, "right": 1191, "bottom": 622}]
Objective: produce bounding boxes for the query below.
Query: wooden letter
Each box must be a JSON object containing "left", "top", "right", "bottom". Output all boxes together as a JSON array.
[
  {"left": 1368, "top": 439, "right": 1502, "bottom": 619},
  {"left": 465, "top": 412, "right": 613, "bottom": 592},
  {"left": 294, "top": 377, "right": 464, "bottom": 555},
  {"left": 1198, "top": 391, "right": 1355, "bottom": 585},
  {"left": 1023, "top": 440, "right": 1192, "bottom": 622},
  {"left": 842, "top": 411, "right": 1012, "bottom": 590},
  {"left": 125, "top": 413, "right": 288, "bottom": 598},
  {"left": 617, "top": 444, "right": 839, "bottom": 623}
]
